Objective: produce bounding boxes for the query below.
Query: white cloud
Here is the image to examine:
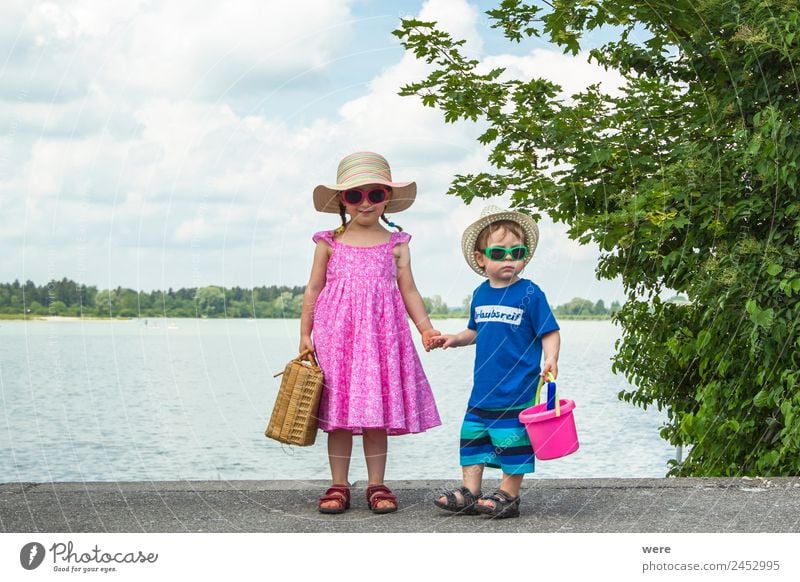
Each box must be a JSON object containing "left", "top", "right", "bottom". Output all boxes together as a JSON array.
[
  {"left": 2, "top": 1, "right": 353, "bottom": 99},
  {"left": 2, "top": 0, "right": 625, "bottom": 306},
  {"left": 481, "top": 48, "right": 625, "bottom": 99},
  {"left": 417, "top": 0, "right": 483, "bottom": 56}
]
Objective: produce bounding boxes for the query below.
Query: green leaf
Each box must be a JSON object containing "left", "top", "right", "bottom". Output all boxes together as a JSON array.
[
  {"left": 753, "top": 390, "right": 770, "bottom": 408},
  {"left": 696, "top": 330, "right": 712, "bottom": 350},
  {"left": 766, "top": 263, "right": 783, "bottom": 276}
]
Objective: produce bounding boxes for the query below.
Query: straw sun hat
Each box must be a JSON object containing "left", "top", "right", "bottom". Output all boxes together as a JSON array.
[
  {"left": 461, "top": 205, "right": 540, "bottom": 277},
  {"left": 313, "top": 151, "right": 417, "bottom": 214}
]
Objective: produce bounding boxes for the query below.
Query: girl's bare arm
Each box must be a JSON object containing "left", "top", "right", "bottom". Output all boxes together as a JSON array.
[
  {"left": 299, "top": 242, "right": 330, "bottom": 352},
  {"left": 395, "top": 243, "right": 439, "bottom": 350}
]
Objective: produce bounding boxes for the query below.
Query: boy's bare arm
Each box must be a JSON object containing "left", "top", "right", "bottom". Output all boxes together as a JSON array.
[
  {"left": 429, "top": 328, "right": 477, "bottom": 349},
  {"left": 541, "top": 329, "right": 561, "bottom": 379}
]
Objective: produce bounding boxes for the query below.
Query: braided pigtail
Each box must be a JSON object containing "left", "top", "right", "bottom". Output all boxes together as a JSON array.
[
  {"left": 333, "top": 202, "right": 348, "bottom": 236},
  {"left": 381, "top": 213, "right": 403, "bottom": 232}
]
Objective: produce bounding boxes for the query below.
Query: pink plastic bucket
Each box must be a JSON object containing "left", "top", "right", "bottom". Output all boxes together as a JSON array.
[{"left": 518, "top": 399, "right": 579, "bottom": 460}]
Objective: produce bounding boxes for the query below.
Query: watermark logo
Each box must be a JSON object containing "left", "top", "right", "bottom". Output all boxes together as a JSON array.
[{"left": 20, "top": 542, "right": 46, "bottom": 570}]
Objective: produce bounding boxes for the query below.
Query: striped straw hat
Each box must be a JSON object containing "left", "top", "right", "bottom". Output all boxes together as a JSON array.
[
  {"left": 461, "top": 205, "right": 539, "bottom": 277},
  {"left": 313, "top": 151, "right": 417, "bottom": 214}
]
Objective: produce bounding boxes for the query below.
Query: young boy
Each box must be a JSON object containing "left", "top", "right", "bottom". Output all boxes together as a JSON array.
[{"left": 430, "top": 206, "right": 561, "bottom": 519}]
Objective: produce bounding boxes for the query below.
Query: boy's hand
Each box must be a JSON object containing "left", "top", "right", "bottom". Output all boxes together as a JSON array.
[
  {"left": 430, "top": 334, "right": 457, "bottom": 349},
  {"left": 541, "top": 358, "right": 558, "bottom": 380},
  {"left": 422, "top": 329, "right": 441, "bottom": 352}
]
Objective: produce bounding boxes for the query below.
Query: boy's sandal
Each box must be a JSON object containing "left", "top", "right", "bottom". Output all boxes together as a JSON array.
[
  {"left": 318, "top": 484, "right": 351, "bottom": 514},
  {"left": 433, "top": 486, "right": 483, "bottom": 515},
  {"left": 365, "top": 484, "right": 398, "bottom": 514},
  {"left": 475, "top": 489, "right": 520, "bottom": 519}
]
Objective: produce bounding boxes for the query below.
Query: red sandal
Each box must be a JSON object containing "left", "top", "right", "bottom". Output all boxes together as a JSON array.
[
  {"left": 318, "top": 484, "right": 351, "bottom": 514},
  {"left": 366, "top": 484, "right": 398, "bottom": 514}
]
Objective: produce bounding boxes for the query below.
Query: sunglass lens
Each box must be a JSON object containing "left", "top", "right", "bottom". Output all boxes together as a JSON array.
[
  {"left": 488, "top": 248, "right": 506, "bottom": 260},
  {"left": 367, "top": 189, "right": 387, "bottom": 204},
  {"left": 343, "top": 190, "right": 362, "bottom": 205},
  {"left": 511, "top": 247, "right": 527, "bottom": 260}
]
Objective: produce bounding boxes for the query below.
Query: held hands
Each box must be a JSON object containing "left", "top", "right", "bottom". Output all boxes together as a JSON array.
[
  {"left": 421, "top": 329, "right": 441, "bottom": 352},
  {"left": 423, "top": 330, "right": 456, "bottom": 350}
]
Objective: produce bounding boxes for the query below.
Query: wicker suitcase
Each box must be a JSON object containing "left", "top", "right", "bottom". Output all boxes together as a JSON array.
[{"left": 265, "top": 349, "right": 324, "bottom": 446}]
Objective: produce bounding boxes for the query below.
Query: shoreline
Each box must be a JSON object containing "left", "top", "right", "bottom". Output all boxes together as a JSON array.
[{"left": 1, "top": 314, "right": 615, "bottom": 322}]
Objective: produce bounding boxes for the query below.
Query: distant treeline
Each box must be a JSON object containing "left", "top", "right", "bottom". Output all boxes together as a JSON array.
[
  {"left": 553, "top": 297, "right": 622, "bottom": 318},
  {"left": 0, "top": 279, "right": 303, "bottom": 319},
  {"left": 0, "top": 279, "right": 620, "bottom": 319}
]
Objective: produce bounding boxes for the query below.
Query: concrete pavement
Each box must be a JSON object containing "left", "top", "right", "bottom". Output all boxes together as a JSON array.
[{"left": 2, "top": 478, "right": 800, "bottom": 533}]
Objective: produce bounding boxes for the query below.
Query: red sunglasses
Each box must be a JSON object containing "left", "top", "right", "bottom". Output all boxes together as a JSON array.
[{"left": 339, "top": 187, "right": 390, "bottom": 206}]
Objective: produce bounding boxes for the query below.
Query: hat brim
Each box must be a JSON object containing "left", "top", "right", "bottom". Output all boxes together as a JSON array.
[
  {"left": 313, "top": 181, "right": 416, "bottom": 214},
  {"left": 461, "top": 210, "right": 540, "bottom": 277}
]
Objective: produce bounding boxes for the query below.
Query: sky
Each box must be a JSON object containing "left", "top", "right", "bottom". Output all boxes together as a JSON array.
[{"left": 1, "top": 0, "right": 629, "bottom": 308}]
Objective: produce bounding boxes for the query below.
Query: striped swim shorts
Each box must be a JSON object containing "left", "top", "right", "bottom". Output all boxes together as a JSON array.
[{"left": 459, "top": 406, "right": 535, "bottom": 475}]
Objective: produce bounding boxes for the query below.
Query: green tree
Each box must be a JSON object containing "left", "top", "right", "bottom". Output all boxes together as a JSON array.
[
  {"left": 28, "top": 300, "right": 46, "bottom": 315},
  {"left": 81, "top": 285, "right": 98, "bottom": 310},
  {"left": 195, "top": 286, "right": 226, "bottom": 317},
  {"left": 423, "top": 294, "right": 450, "bottom": 315},
  {"left": 117, "top": 288, "right": 140, "bottom": 317},
  {"left": 556, "top": 297, "right": 594, "bottom": 316},
  {"left": 462, "top": 294, "right": 472, "bottom": 314},
  {"left": 95, "top": 290, "right": 117, "bottom": 316},
  {"left": 265, "top": 291, "right": 303, "bottom": 318},
  {"left": 395, "top": 1, "right": 800, "bottom": 476}
]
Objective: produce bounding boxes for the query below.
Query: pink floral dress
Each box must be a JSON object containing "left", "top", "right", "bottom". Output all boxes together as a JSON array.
[{"left": 311, "top": 230, "right": 441, "bottom": 435}]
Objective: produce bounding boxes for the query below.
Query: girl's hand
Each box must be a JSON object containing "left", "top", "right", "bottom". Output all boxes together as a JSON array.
[
  {"left": 421, "top": 329, "right": 441, "bottom": 352},
  {"left": 428, "top": 333, "right": 457, "bottom": 349},
  {"left": 541, "top": 358, "right": 558, "bottom": 380},
  {"left": 299, "top": 335, "right": 315, "bottom": 354}
]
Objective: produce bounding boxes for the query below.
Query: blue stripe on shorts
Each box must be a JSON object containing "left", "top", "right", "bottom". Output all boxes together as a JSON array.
[{"left": 459, "top": 405, "right": 535, "bottom": 475}]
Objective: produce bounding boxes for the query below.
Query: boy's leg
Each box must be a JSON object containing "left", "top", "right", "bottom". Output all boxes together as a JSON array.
[
  {"left": 463, "top": 463, "right": 484, "bottom": 496},
  {"left": 321, "top": 429, "right": 353, "bottom": 510},
  {"left": 436, "top": 464, "right": 484, "bottom": 507},
  {"left": 363, "top": 429, "right": 394, "bottom": 510},
  {"left": 477, "top": 404, "right": 533, "bottom": 512},
  {"left": 477, "top": 473, "right": 523, "bottom": 510},
  {"left": 436, "top": 408, "right": 492, "bottom": 509}
]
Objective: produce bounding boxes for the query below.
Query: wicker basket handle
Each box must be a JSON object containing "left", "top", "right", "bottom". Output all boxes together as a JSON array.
[
  {"left": 273, "top": 349, "right": 318, "bottom": 377},
  {"left": 297, "top": 348, "right": 318, "bottom": 367}
]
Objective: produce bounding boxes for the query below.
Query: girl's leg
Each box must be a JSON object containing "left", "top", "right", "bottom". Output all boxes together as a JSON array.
[
  {"left": 363, "top": 428, "right": 387, "bottom": 483},
  {"left": 363, "top": 429, "right": 393, "bottom": 510},
  {"left": 321, "top": 429, "right": 353, "bottom": 510}
]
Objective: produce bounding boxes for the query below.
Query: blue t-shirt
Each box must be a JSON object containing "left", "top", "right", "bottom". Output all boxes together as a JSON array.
[{"left": 467, "top": 278, "right": 560, "bottom": 409}]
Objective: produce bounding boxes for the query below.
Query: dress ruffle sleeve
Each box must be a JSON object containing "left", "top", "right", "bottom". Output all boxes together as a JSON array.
[
  {"left": 312, "top": 230, "right": 335, "bottom": 246},
  {"left": 390, "top": 231, "right": 412, "bottom": 247}
]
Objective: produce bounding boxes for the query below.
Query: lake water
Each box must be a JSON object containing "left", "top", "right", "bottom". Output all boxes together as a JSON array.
[{"left": 0, "top": 318, "right": 675, "bottom": 482}]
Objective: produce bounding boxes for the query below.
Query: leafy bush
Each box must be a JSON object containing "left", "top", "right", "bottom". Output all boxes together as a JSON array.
[{"left": 395, "top": 0, "right": 800, "bottom": 475}]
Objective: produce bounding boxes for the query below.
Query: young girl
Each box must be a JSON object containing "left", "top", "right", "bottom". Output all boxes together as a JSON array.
[{"left": 300, "top": 151, "right": 441, "bottom": 514}]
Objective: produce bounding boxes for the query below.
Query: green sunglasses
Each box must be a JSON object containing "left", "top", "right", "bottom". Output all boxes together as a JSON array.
[{"left": 480, "top": 245, "right": 529, "bottom": 261}]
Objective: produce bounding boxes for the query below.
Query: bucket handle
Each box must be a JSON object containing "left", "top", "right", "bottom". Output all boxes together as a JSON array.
[{"left": 534, "top": 373, "right": 560, "bottom": 416}]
